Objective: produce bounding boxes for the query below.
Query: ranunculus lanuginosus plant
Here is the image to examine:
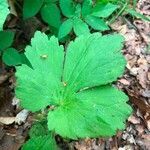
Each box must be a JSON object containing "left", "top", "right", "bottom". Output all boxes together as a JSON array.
[{"left": 15, "top": 31, "right": 132, "bottom": 139}]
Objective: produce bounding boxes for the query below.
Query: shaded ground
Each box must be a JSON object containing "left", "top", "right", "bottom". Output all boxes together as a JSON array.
[{"left": 0, "top": 0, "right": 150, "bottom": 150}]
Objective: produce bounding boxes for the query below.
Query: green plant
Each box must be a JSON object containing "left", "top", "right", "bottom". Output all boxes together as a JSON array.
[
  {"left": 102, "top": 0, "right": 150, "bottom": 23},
  {"left": 0, "top": 30, "right": 22, "bottom": 66},
  {"left": 0, "top": 0, "right": 27, "bottom": 66},
  {"left": 23, "top": 0, "right": 150, "bottom": 40},
  {"left": 23, "top": 0, "right": 61, "bottom": 35},
  {"left": 15, "top": 31, "right": 132, "bottom": 148},
  {"left": 58, "top": 0, "right": 118, "bottom": 39},
  {"left": 22, "top": 121, "right": 58, "bottom": 150},
  {"left": 23, "top": 0, "right": 118, "bottom": 38},
  {"left": 22, "top": 134, "right": 57, "bottom": 150},
  {"left": 0, "top": 0, "right": 9, "bottom": 30},
  {"left": 0, "top": 28, "right": 31, "bottom": 66}
]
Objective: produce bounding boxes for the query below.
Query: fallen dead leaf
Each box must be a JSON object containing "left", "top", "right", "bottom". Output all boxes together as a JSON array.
[
  {"left": 141, "top": 134, "right": 150, "bottom": 150},
  {"left": 142, "top": 90, "right": 150, "bottom": 98},
  {"left": 0, "top": 117, "right": 15, "bottom": 125},
  {"left": 148, "top": 72, "right": 150, "bottom": 80},
  {"left": 15, "top": 109, "right": 29, "bottom": 125},
  {"left": 118, "top": 79, "right": 130, "bottom": 85},
  {"left": 118, "top": 145, "right": 134, "bottom": 150},
  {"left": 137, "top": 66, "right": 148, "bottom": 88},
  {"left": 0, "top": 74, "right": 9, "bottom": 84},
  {"left": 147, "top": 120, "right": 150, "bottom": 130},
  {"left": 136, "top": 125, "right": 144, "bottom": 134},
  {"left": 8, "top": 0, "right": 17, "bottom": 16},
  {"left": 128, "top": 115, "right": 141, "bottom": 124},
  {"left": 129, "top": 67, "right": 139, "bottom": 76},
  {"left": 12, "top": 97, "right": 20, "bottom": 109},
  {"left": 137, "top": 57, "right": 148, "bottom": 66},
  {"left": 144, "top": 113, "right": 150, "bottom": 130}
]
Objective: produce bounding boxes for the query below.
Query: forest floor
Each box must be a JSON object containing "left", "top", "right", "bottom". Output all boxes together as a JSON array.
[{"left": 0, "top": 0, "right": 150, "bottom": 150}]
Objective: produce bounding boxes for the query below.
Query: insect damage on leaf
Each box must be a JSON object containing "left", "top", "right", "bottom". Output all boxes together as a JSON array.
[
  {"left": 15, "top": 31, "right": 132, "bottom": 139},
  {"left": 62, "top": 82, "right": 67, "bottom": 87},
  {"left": 40, "top": 54, "right": 48, "bottom": 59}
]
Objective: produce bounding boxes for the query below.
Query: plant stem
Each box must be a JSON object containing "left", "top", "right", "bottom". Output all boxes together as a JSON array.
[
  {"left": 108, "top": 2, "right": 128, "bottom": 25},
  {"left": 133, "top": 0, "right": 137, "bottom": 10}
]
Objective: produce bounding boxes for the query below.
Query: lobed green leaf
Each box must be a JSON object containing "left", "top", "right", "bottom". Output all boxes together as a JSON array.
[
  {"left": 48, "top": 86, "right": 132, "bottom": 139},
  {"left": 15, "top": 31, "right": 64, "bottom": 112},
  {"left": 63, "top": 33, "right": 125, "bottom": 92},
  {"left": 29, "top": 121, "right": 48, "bottom": 138},
  {"left": 22, "top": 134, "right": 58, "bottom": 150}
]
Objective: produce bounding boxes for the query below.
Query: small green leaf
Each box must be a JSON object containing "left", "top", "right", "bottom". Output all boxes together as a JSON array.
[
  {"left": 82, "top": 0, "right": 92, "bottom": 17},
  {"left": 0, "top": 0, "right": 9, "bottom": 30},
  {"left": 29, "top": 121, "right": 47, "bottom": 138},
  {"left": 0, "top": 31, "right": 14, "bottom": 51},
  {"left": 73, "top": 18, "right": 90, "bottom": 36},
  {"left": 41, "top": 3, "right": 61, "bottom": 28},
  {"left": 2, "top": 48, "right": 22, "bottom": 66},
  {"left": 59, "top": 0, "right": 75, "bottom": 17},
  {"left": 23, "top": 0, "right": 44, "bottom": 19},
  {"left": 126, "top": 9, "right": 150, "bottom": 22},
  {"left": 85, "top": 15, "right": 110, "bottom": 31},
  {"left": 22, "top": 134, "right": 58, "bottom": 150},
  {"left": 15, "top": 31, "right": 64, "bottom": 112},
  {"left": 58, "top": 19, "right": 73, "bottom": 39},
  {"left": 92, "top": 3, "right": 118, "bottom": 18}
]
